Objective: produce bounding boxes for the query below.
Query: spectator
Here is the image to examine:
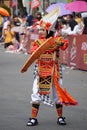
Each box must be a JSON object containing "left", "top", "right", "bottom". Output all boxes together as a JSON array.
[
  {"left": 59, "top": 19, "right": 71, "bottom": 36},
  {"left": 69, "top": 21, "right": 84, "bottom": 35},
  {"left": 3, "top": 17, "right": 10, "bottom": 30},
  {"left": 26, "top": 14, "right": 34, "bottom": 26},
  {"left": 13, "top": 15, "right": 22, "bottom": 26},
  {"left": 60, "top": 17, "right": 84, "bottom": 36},
  {"left": 68, "top": 13, "right": 84, "bottom": 35},
  {"left": 34, "top": 12, "right": 42, "bottom": 23},
  {"left": 4, "top": 24, "right": 15, "bottom": 48},
  {"left": 13, "top": 16, "right": 21, "bottom": 43},
  {"left": 17, "top": 27, "right": 27, "bottom": 54},
  {"left": 83, "top": 17, "right": 87, "bottom": 34},
  {"left": 2, "top": 17, "right": 10, "bottom": 38},
  {"left": 65, "top": 14, "right": 78, "bottom": 31},
  {"left": 0, "top": 15, "right": 3, "bottom": 37},
  {"left": 75, "top": 13, "right": 82, "bottom": 24}
]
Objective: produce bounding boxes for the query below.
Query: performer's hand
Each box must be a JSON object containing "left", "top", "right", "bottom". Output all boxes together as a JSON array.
[{"left": 59, "top": 42, "right": 64, "bottom": 46}]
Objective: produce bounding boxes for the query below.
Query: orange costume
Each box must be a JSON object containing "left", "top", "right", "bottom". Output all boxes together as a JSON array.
[
  {"left": 30, "top": 36, "right": 77, "bottom": 104},
  {"left": 22, "top": 35, "right": 78, "bottom": 126},
  {"left": 21, "top": 18, "right": 78, "bottom": 125}
]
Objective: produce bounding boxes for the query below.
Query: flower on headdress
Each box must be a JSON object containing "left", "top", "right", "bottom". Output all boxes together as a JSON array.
[
  {"left": 61, "top": 39, "right": 69, "bottom": 50},
  {"left": 39, "top": 20, "right": 52, "bottom": 30},
  {"left": 55, "top": 36, "right": 63, "bottom": 43},
  {"left": 45, "top": 22, "right": 52, "bottom": 30}
]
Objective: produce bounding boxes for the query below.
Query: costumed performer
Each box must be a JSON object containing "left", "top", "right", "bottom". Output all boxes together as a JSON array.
[{"left": 21, "top": 21, "right": 77, "bottom": 126}]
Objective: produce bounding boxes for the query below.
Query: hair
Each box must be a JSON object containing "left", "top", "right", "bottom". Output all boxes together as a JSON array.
[
  {"left": 55, "top": 20, "right": 60, "bottom": 30},
  {"left": 7, "top": 24, "right": 11, "bottom": 27},
  {"left": 61, "top": 19, "right": 67, "bottom": 25},
  {"left": 46, "top": 30, "right": 54, "bottom": 38},
  {"left": 36, "top": 12, "right": 42, "bottom": 21},
  {"left": 75, "top": 13, "right": 82, "bottom": 18}
]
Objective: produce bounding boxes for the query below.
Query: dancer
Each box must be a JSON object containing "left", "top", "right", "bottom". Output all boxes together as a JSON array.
[{"left": 21, "top": 23, "right": 77, "bottom": 126}]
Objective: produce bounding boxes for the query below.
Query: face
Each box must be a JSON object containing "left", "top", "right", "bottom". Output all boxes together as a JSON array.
[
  {"left": 66, "top": 15, "right": 71, "bottom": 21},
  {"left": 38, "top": 28, "right": 47, "bottom": 38},
  {"left": 14, "top": 17, "right": 18, "bottom": 21},
  {"left": 5, "top": 17, "right": 8, "bottom": 20},
  {"left": 7, "top": 25, "right": 11, "bottom": 30}
]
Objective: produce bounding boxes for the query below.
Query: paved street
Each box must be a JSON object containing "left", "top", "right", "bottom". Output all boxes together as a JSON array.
[{"left": 0, "top": 45, "right": 87, "bottom": 130}]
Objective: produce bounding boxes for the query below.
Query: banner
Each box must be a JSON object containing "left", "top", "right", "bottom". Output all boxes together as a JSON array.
[
  {"left": 60, "top": 35, "right": 87, "bottom": 71},
  {"left": 10, "top": 0, "right": 17, "bottom": 7},
  {"left": 31, "top": 0, "right": 41, "bottom": 9}
]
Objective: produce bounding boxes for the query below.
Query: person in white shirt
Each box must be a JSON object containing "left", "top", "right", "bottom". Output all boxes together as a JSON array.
[
  {"left": 60, "top": 18, "right": 84, "bottom": 36},
  {"left": 68, "top": 21, "right": 84, "bottom": 35},
  {"left": 59, "top": 19, "right": 71, "bottom": 36},
  {"left": 3, "top": 17, "right": 10, "bottom": 30},
  {"left": 2, "top": 17, "right": 10, "bottom": 38}
]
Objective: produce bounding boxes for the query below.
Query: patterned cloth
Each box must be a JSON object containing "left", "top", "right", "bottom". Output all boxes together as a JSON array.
[
  {"left": 33, "top": 64, "right": 38, "bottom": 79},
  {"left": 32, "top": 63, "right": 63, "bottom": 107},
  {"left": 38, "top": 94, "right": 54, "bottom": 107}
]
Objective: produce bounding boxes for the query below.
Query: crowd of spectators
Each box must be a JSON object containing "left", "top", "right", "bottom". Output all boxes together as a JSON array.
[{"left": 0, "top": 11, "right": 87, "bottom": 54}]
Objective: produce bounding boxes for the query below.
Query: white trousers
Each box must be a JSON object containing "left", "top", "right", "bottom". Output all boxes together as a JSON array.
[{"left": 31, "top": 75, "right": 63, "bottom": 104}]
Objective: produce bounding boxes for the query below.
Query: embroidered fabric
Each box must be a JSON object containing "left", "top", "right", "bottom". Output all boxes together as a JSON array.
[{"left": 38, "top": 94, "right": 54, "bottom": 107}]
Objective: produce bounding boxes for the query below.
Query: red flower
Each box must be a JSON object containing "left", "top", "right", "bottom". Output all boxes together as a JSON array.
[
  {"left": 45, "top": 22, "right": 52, "bottom": 30},
  {"left": 61, "top": 39, "right": 69, "bottom": 50}
]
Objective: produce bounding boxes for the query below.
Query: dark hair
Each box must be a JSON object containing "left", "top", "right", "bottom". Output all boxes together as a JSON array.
[
  {"left": 36, "top": 12, "right": 42, "bottom": 21},
  {"left": 46, "top": 30, "right": 54, "bottom": 38},
  {"left": 55, "top": 20, "right": 60, "bottom": 30},
  {"left": 7, "top": 24, "right": 11, "bottom": 27},
  {"left": 61, "top": 19, "right": 67, "bottom": 25},
  {"left": 75, "top": 13, "right": 81, "bottom": 18},
  {"left": 37, "top": 12, "right": 41, "bottom": 16}
]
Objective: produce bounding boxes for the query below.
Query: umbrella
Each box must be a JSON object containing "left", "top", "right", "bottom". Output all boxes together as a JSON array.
[
  {"left": 0, "top": 7, "right": 9, "bottom": 16},
  {"left": 66, "top": 1, "right": 87, "bottom": 13},
  {"left": 46, "top": 3, "right": 72, "bottom": 17}
]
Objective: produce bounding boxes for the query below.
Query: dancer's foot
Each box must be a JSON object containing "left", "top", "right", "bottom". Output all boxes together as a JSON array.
[
  {"left": 27, "top": 118, "right": 38, "bottom": 126},
  {"left": 57, "top": 117, "right": 66, "bottom": 125}
]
